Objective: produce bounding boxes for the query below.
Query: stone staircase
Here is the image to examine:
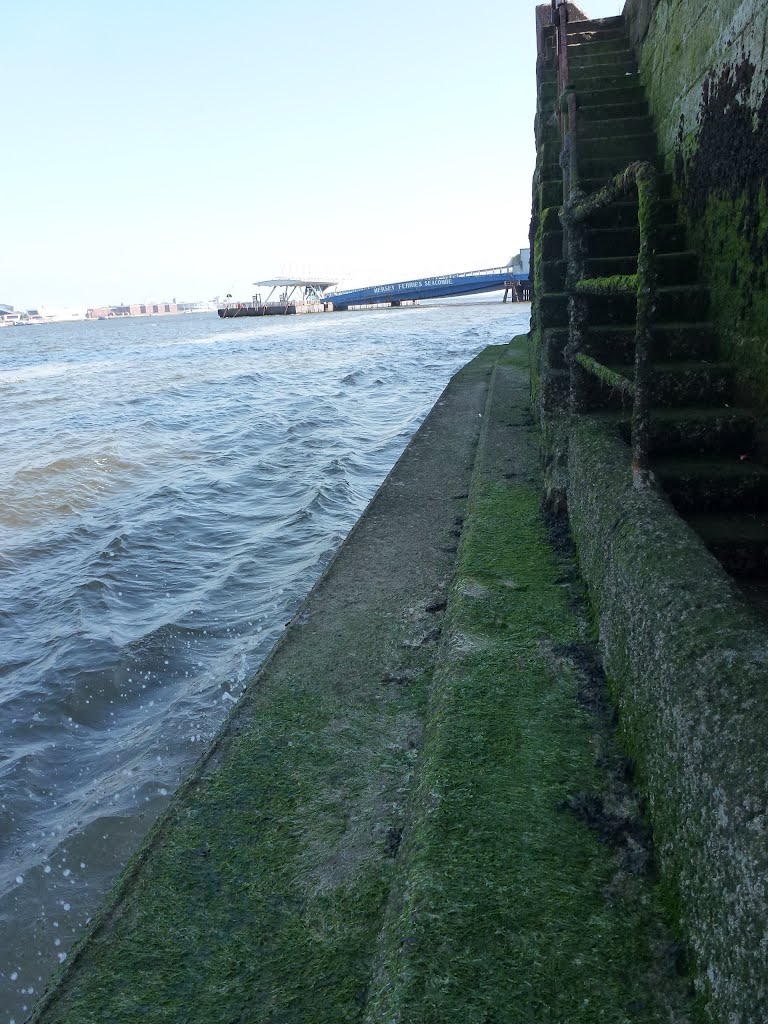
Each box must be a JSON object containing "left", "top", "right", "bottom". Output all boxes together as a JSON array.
[{"left": 535, "top": 13, "right": 768, "bottom": 602}]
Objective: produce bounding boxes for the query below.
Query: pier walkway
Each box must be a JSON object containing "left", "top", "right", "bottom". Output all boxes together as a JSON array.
[{"left": 325, "top": 266, "right": 530, "bottom": 309}]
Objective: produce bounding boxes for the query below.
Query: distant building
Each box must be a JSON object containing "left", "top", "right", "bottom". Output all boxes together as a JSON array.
[{"left": 86, "top": 302, "right": 179, "bottom": 319}]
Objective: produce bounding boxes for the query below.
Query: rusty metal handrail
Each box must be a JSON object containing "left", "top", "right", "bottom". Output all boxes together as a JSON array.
[
  {"left": 552, "top": 0, "right": 581, "bottom": 201},
  {"left": 552, "top": 0, "right": 579, "bottom": 199},
  {"left": 562, "top": 162, "right": 659, "bottom": 488},
  {"left": 549, "top": 6, "right": 658, "bottom": 487}
]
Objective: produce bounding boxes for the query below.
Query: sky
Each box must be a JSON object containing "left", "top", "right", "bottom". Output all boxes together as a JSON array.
[{"left": 2, "top": 0, "right": 624, "bottom": 309}]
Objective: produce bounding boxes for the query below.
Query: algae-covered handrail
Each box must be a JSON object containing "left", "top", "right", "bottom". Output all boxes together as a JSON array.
[
  {"left": 550, "top": 7, "right": 658, "bottom": 486},
  {"left": 562, "top": 161, "right": 659, "bottom": 487}
]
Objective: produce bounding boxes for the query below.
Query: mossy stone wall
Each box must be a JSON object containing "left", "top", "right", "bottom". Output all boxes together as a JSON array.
[
  {"left": 529, "top": 7, "right": 768, "bottom": 1019},
  {"left": 568, "top": 420, "right": 768, "bottom": 1024},
  {"left": 623, "top": 0, "right": 768, "bottom": 410}
]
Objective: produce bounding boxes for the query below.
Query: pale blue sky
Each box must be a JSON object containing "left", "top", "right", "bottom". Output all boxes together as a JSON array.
[{"left": 2, "top": 0, "right": 623, "bottom": 308}]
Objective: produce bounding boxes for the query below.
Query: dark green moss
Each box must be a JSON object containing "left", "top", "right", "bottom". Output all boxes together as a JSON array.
[
  {"left": 684, "top": 187, "right": 768, "bottom": 411},
  {"left": 666, "top": 55, "right": 768, "bottom": 412},
  {"left": 575, "top": 273, "right": 638, "bottom": 295},
  {"left": 574, "top": 353, "right": 634, "bottom": 396},
  {"left": 31, "top": 677, "right": 420, "bottom": 1023}
]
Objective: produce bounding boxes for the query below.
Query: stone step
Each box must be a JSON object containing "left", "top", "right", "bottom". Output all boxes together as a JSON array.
[
  {"left": 543, "top": 132, "right": 657, "bottom": 166},
  {"left": 577, "top": 361, "right": 734, "bottom": 411},
  {"left": 606, "top": 407, "right": 756, "bottom": 457},
  {"left": 537, "top": 84, "right": 556, "bottom": 107},
  {"left": 569, "top": 53, "right": 637, "bottom": 74},
  {"left": 580, "top": 132, "right": 658, "bottom": 162},
  {"left": 541, "top": 222, "right": 685, "bottom": 260},
  {"left": 538, "top": 77, "right": 645, "bottom": 108},
  {"left": 569, "top": 69, "right": 642, "bottom": 91},
  {"left": 540, "top": 285, "right": 709, "bottom": 327},
  {"left": 540, "top": 200, "right": 680, "bottom": 232},
  {"left": 577, "top": 84, "right": 647, "bottom": 108},
  {"left": 569, "top": 52, "right": 638, "bottom": 72},
  {"left": 586, "top": 222, "right": 686, "bottom": 257},
  {"left": 654, "top": 458, "right": 768, "bottom": 514},
  {"left": 542, "top": 153, "right": 664, "bottom": 183},
  {"left": 567, "top": 38, "right": 630, "bottom": 57},
  {"left": 584, "top": 197, "right": 680, "bottom": 230},
  {"left": 566, "top": 16, "right": 625, "bottom": 36},
  {"left": 685, "top": 513, "right": 768, "bottom": 578},
  {"left": 540, "top": 251, "right": 699, "bottom": 291},
  {"left": 537, "top": 85, "right": 560, "bottom": 109},
  {"left": 578, "top": 99, "right": 649, "bottom": 121},
  {"left": 578, "top": 115, "right": 654, "bottom": 139},
  {"left": 568, "top": 28, "right": 629, "bottom": 46},
  {"left": 539, "top": 179, "right": 567, "bottom": 210},
  {"left": 542, "top": 322, "right": 719, "bottom": 370},
  {"left": 580, "top": 151, "right": 664, "bottom": 179},
  {"left": 537, "top": 124, "right": 561, "bottom": 153}
]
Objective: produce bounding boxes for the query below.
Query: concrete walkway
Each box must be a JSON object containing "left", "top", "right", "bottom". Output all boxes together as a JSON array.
[{"left": 31, "top": 340, "right": 693, "bottom": 1023}]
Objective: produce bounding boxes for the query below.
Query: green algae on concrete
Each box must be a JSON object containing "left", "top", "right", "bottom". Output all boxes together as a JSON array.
[
  {"left": 574, "top": 353, "right": 634, "bottom": 398},
  {"left": 363, "top": 340, "right": 695, "bottom": 1024},
  {"left": 575, "top": 273, "right": 638, "bottom": 295}
]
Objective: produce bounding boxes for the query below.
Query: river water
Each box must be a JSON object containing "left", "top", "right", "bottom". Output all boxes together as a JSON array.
[{"left": 0, "top": 301, "right": 530, "bottom": 1020}]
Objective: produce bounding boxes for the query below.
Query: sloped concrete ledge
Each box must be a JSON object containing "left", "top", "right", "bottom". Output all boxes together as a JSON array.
[{"left": 568, "top": 419, "right": 768, "bottom": 1024}]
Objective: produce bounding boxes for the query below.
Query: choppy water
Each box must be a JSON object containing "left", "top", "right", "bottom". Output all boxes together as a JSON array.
[{"left": 0, "top": 301, "right": 529, "bottom": 1019}]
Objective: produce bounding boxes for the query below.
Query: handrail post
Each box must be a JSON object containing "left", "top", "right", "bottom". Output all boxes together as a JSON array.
[
  {"left": 632, "top": 163, "right": 659, "bottom": 488},
  {"left": 562, "top": 192, "right": 589, "bottom": 416},
  {"left": 566, "top": 90, "right": 578, "bottom": 195},
  {"left": 555, "top": 0, "right": 569, "bottom": 93},
  {"left": 564, "top": 162, "right": 659, "bottom": 486},
  {"left": 553, "top": 0, "right": 576, "bottom": 203}
]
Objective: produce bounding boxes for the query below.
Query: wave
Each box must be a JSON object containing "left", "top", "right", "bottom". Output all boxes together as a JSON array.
[
  {"left": 0, "top": 452, "right": 140, "bottom": 527},
  {"left": 0, "top": 361, "right": 76, "bottom": 385}
]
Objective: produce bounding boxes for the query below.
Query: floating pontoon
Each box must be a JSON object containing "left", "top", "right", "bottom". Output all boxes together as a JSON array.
[{"left": 218, "top": 278, "right": 337, "bottom": 317}]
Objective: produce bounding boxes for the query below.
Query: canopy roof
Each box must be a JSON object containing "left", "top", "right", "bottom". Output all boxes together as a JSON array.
[{"left": 253, "top": 278, "right": 337, "bottom": 289}]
